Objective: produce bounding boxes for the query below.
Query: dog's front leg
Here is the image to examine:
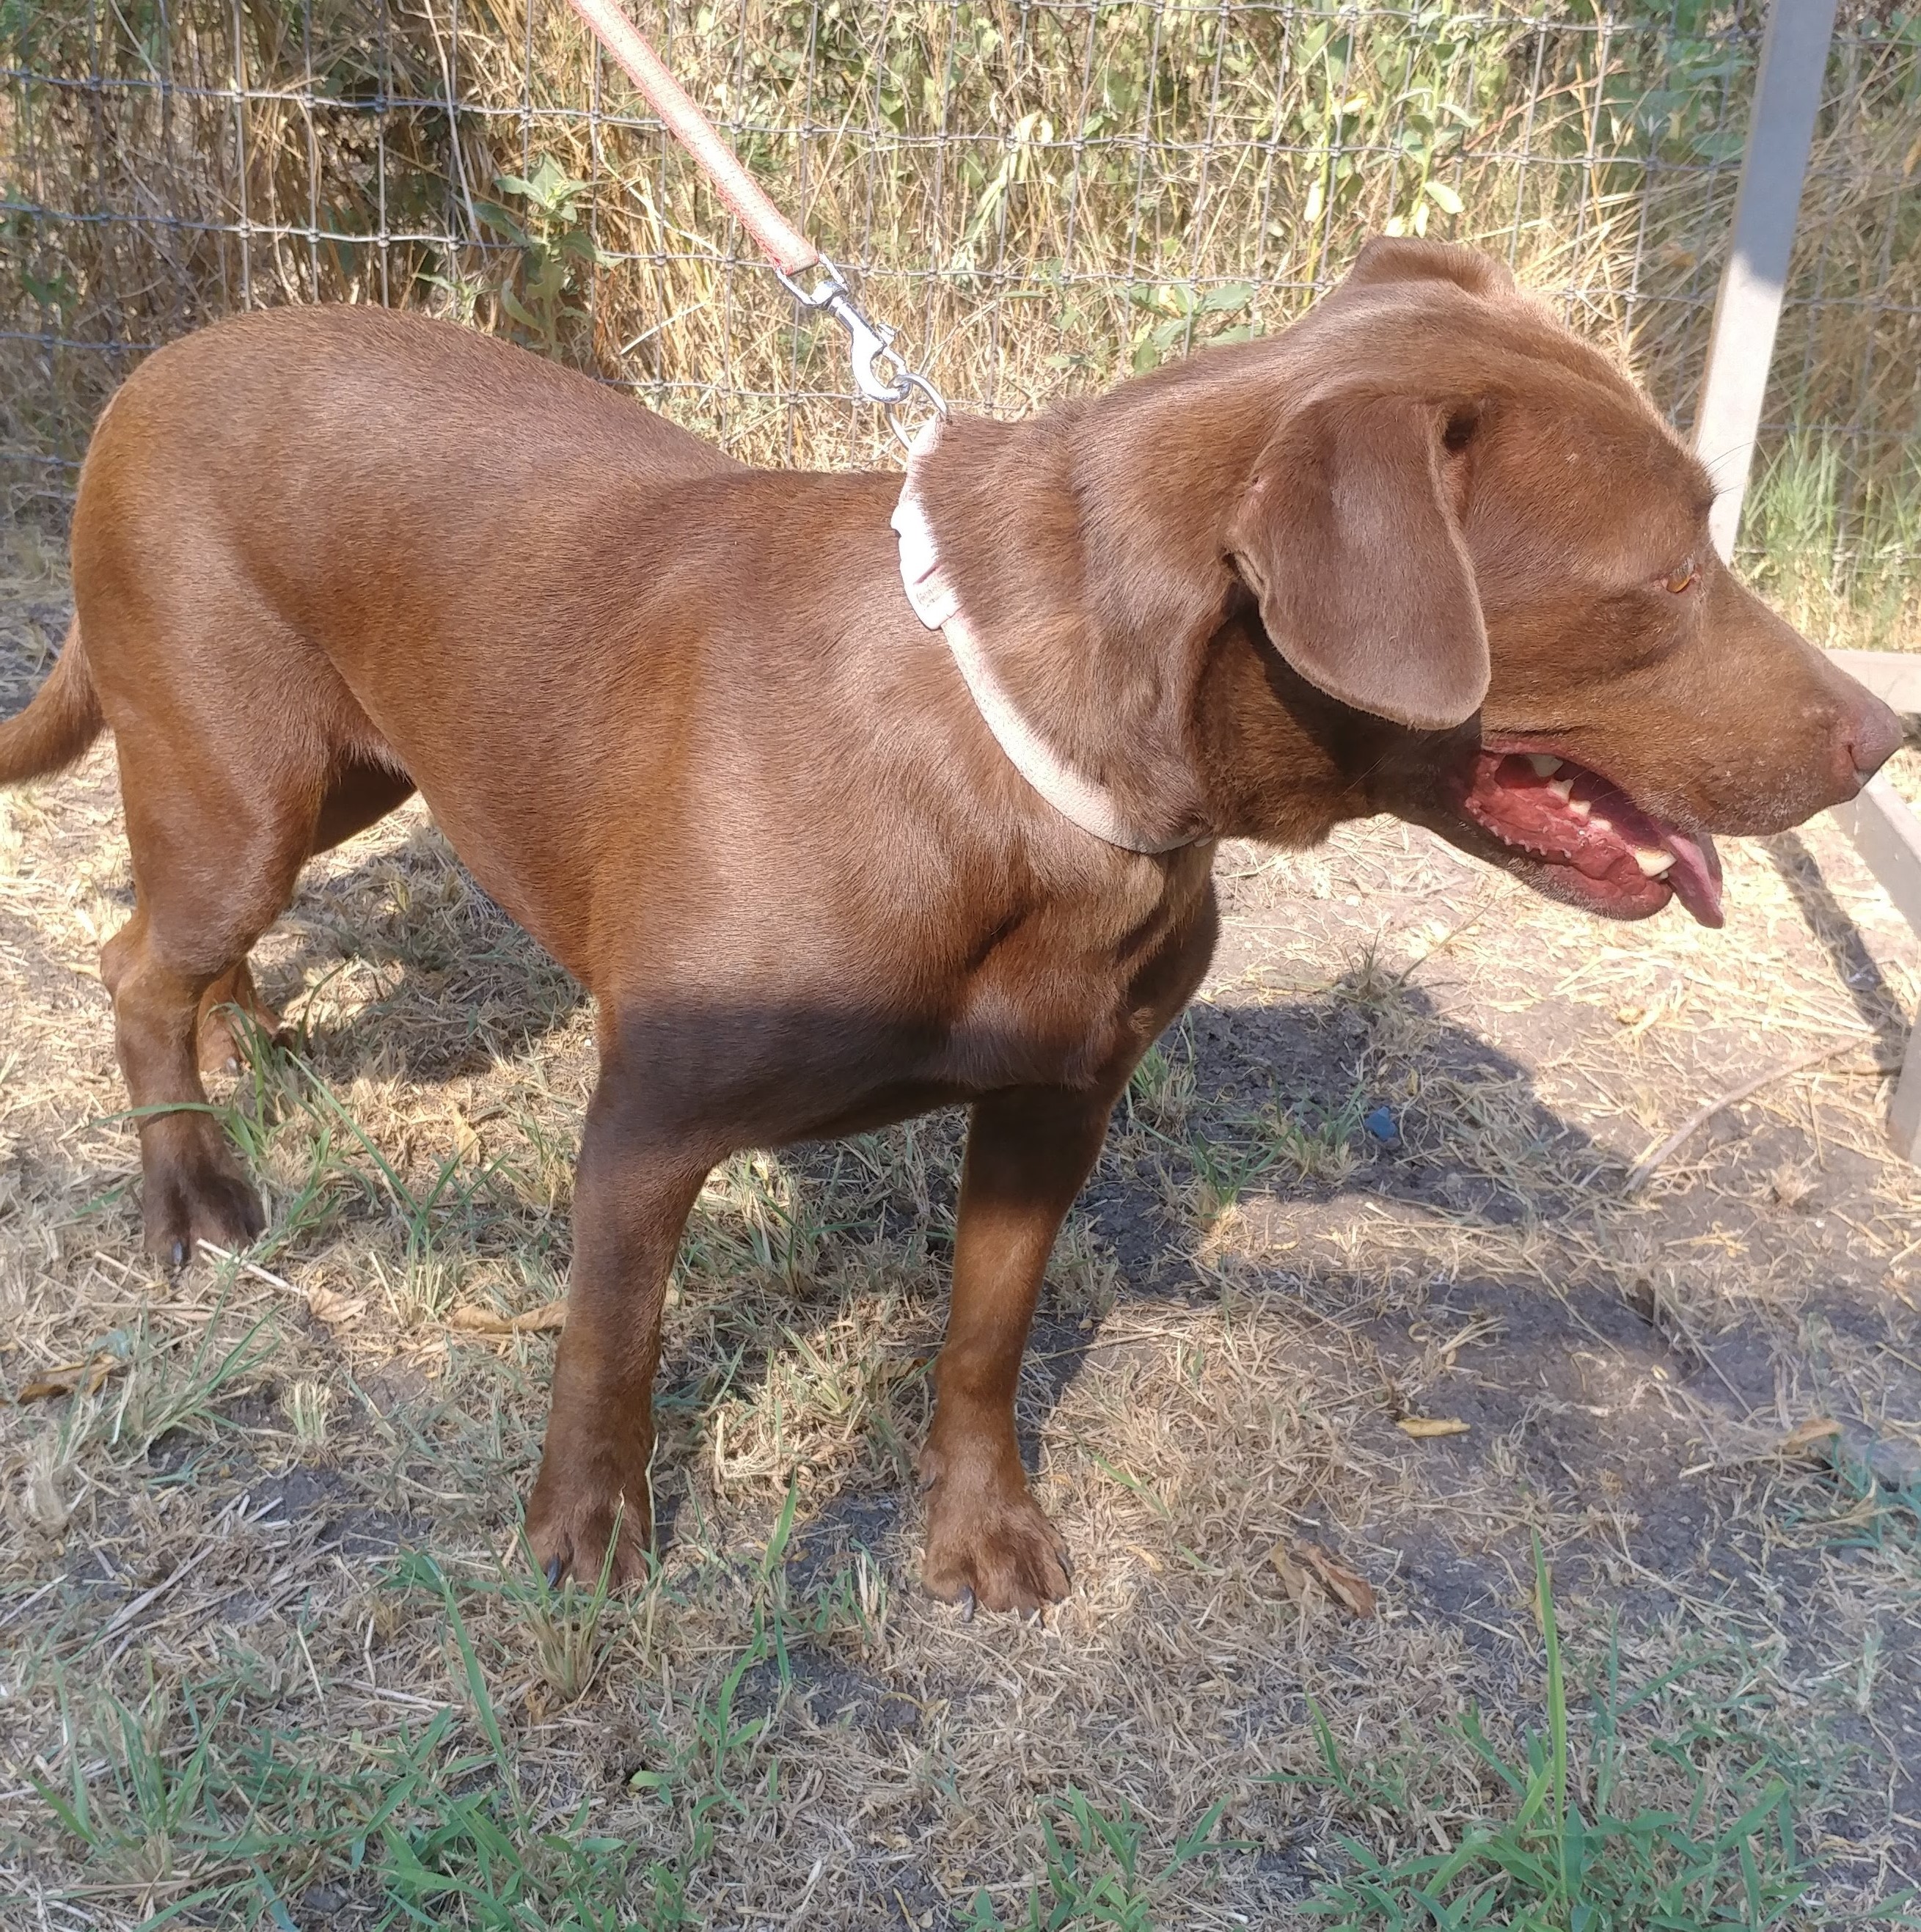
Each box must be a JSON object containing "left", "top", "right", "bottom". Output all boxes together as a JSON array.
[
  {"left": 921, "top": 1084, "right": 1114, "bottom": 1615},
  {"left": 526, "top": 1071, "right": 711, "bottom": 1587}
]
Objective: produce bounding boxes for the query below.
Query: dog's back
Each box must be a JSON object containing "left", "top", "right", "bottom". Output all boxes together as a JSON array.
[
  {"left": 65, "top": 310, "right": 776, "bottom": 951},
  {"left": 85, "top": 304, "right": 735, "bottom": 513}
]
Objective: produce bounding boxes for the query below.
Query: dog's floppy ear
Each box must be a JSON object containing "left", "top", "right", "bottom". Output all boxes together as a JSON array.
[{"left": 1227, "top": 393, "right": 1488, "bottom": 732}]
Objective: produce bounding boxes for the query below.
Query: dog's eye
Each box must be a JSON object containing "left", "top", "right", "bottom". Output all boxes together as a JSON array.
[
  {"left": 1442, "top": 408, "right": 1479, "bottom": 454},
  {"left": 1664, "top": 560, "right": 1698, "bottom": 595}
]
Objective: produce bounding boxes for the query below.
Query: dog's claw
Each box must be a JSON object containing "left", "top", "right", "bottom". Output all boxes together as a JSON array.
[
  {"left": 544, "top": 1556, "right": 563, "bottom": 1589},
  {"left": 169, "top": 1239, "right": 187, "bottom": 1270},
  {"left": 1058, "top": 1551, "right": 1074, "bottom": 1584},
  {"left": 958, "top": 1586, "right": 976, "bottom": 1623}
]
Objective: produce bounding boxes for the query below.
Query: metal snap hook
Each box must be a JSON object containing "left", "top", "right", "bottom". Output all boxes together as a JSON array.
[{"left": 779, "top": 254, "right": 947, "bottom": 432}]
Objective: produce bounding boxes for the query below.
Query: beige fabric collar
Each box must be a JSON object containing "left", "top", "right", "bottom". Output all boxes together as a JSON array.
[{"left": 889, "top": 420, "right": 1201, "bottom": 856}]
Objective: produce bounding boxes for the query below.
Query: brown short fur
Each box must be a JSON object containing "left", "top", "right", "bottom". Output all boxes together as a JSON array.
[{"left": 0, "top": 240, "right": 1898, "bottom": 1611}]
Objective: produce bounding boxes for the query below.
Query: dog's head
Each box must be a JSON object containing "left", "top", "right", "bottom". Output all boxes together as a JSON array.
[
  {"left": 1215, "top": 238, "right": 1901, "bottom": 925},
  {"left": 906, "top": 238, "right": 1901, "bottom": 923}
]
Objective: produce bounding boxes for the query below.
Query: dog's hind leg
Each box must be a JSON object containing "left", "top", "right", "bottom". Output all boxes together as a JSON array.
[
  {"left": 191, "top": 761, "right": 415, "bottom": 1075},
  {"left": 102, "top": 725, "right": 327, "bottom": 1265}
]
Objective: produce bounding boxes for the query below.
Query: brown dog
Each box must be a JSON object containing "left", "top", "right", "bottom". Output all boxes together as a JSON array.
[{"left": 1, "top": 239, "right": 1899, "bottom": 1611}]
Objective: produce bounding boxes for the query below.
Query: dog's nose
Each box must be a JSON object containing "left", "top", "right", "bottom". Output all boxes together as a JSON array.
[{"left": 1844, "top": 692, "right": 1903, "bottom": 789}]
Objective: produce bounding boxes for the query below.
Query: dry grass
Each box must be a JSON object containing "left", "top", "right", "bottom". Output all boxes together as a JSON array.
[{"left": 4, "top": 524, "right": 1920, "bottom": 1926}]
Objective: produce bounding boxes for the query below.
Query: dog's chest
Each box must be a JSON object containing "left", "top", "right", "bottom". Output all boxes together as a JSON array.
[{"left": 936, "top": 869, "right": 1210, "bottom": 1092}]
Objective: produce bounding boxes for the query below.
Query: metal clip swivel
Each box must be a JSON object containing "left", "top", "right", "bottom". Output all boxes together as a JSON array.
[{"left": 777, "top": 254, "right": 948, "bottom": 447}]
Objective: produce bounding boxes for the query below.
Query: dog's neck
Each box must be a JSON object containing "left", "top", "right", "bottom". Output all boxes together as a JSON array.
[
  {"left": 891, "top": 418, "right": 1201, "bottom": 854},
  {"left": 893, "top": 387, "right": 1372, "bottom": 854},
  {"left": 893, "top": 403, "right": 1237, "bottom": 855}
]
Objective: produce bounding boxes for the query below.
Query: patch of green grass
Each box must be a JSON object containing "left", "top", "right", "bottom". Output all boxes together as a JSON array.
[
  {"left": 684, "top": 1149, "right": 868, "bottom": 1285},
  {"left": 1127, "top": 1022, "right": 1198, "bottom": 1135},
  {"left": 510, "top": 1512, "right": 626, "bottom": 1704},
  {"left": 1779, "top": 1435, "right": 1920, "bottom": 1554},
  {"left": 966, "top": 1788, "right": 1232, "bottom": 1931},
  {"left": 34, "top": 1559, "right": 681, "bottom": 1929},
  {"left": 113, "top": 1309, "right": 280, "bottom": 1460},
  {"left": 1742, "top": 432, "right": 1921, "bottom": 652},
  {"left": 32, "top": 1303, "right": 282, "bottom": 1468},
  {"left": 278, "top": 1377, "right": 333, "bottom": 1459},
  {"left": 1170, "top": 1080, "right": 1370, "bottom": 1218},
  {"left": 1260, "top": 1086, "right": 1370, "bottom": 1185},
  {"left": 1287, "top": 1540, "right": 1916, "bottom": 1931},
  {"left": 1184, "top": 1130, "right": 1278, "bottom": 1220},
  {"left": 615, "top": 1496, "right": 813, "bottom": 1873}
]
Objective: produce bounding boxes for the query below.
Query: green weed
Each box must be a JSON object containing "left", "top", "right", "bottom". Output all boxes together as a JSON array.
[
  {"left": 477, "top": 154, "right": 612, "bottom": 359},
  {"left": 511, "top": 1510, "right": 626, "bottom": 1704},
  {"left": 1261, "top": 1088, "right": 1369, "bottom": 1185},
  {"left": 1779, "top": 1435, "right": 1920, "bottom": 1554},
  {"left": 1127, "top": 1023, "right": 1198, "bottom": 1135},
  {"left": 1184, "top": 1132, "right": 1277, "bottom": 1221},
  {"left": 684, "top": 1151, "right": 860, "bottom": 1285},
  {"left": 967, "top": 1789, "right": 1232, "bottom": 1931},
  {"left": 98, "top": 1306, "right": 280, "bottom": 1461},
  {"left": 1287, "top": 1539, "right": 1915, "bottom": 1932},
  {"left": 279, "top": 1378, "right": 333, "bottom": 1460},
  {"left": 36, "top": 1673, "right": 228, "bottom": 1891}
]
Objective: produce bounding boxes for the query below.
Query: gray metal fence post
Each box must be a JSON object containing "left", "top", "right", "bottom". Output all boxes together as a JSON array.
[
  {"left": 1702, "top": 1, "right": 1921, "bottom": 1169},
  {"left": 1693, "top": 0, "right": 1837, "bottom": 560}
]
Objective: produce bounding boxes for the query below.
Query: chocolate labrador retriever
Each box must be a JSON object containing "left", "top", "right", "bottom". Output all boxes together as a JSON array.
[{"left": 1, "top": 239, "right": 1899, "bottom": 1611}]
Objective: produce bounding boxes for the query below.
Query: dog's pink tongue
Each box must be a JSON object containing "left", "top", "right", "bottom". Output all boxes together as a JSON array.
[{"left": 1662, "top": 829, "right": 1724, "bottom": 928}]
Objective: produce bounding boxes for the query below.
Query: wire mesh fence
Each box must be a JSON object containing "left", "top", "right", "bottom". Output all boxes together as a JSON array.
[{"left": 2, "top": 2, "right": 1917, "bottom": 623}]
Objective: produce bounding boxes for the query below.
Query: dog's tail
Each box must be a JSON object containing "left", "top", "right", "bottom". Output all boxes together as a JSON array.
[{"left": 0, "top": 620, "right": 106, "bottom": 785}]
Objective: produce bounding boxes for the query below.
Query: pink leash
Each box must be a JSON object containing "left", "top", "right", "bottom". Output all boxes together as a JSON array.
[{"left": 563, "top": 0, "right": 945, "bottom": 436}]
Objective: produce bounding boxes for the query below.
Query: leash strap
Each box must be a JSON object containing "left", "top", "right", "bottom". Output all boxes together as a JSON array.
[
  {"left": 563, "top": 0, "right": 944, "bottom": 439},
  {"left": 566, "top": 0, "right": 815, "bottom": 274}
]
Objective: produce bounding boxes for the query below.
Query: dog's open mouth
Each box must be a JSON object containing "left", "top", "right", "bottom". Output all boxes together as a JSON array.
[{"left": 1459, "top": 750, "right": 1724, "bottom": 927}]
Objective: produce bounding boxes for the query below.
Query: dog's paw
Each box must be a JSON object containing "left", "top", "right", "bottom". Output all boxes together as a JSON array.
[
  {"left": 921, "top": 1459, "right": 1072, "bottom": 1616},
  {"left": 142, "top": 1159, "right": 264, "bottom": 1270},
  {"left": 525, "top": 1457, "right": 654, "bottom": 1589}
]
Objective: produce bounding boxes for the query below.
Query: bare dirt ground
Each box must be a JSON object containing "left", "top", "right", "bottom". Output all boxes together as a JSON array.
[{"left": 3, "top": 530, "right": 1919, "bottom": 1928}]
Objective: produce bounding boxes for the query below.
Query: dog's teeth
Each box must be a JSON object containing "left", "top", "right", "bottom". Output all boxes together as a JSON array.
[
  {"left": 1570, "top": 798, "right": 1592, "bottom": 819},
  {"left": 1546, "top": 777, "right": 1574, "bottom": 802},
  {"left": 1634, "top": 846, "right": 1677, "bottom": 877},
  {"left": 1526, "top": 755, "right": 1563, "bottom": 777},
  {"left": 1590, "top": 815, "right": 1612, "bottom": 833}
]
